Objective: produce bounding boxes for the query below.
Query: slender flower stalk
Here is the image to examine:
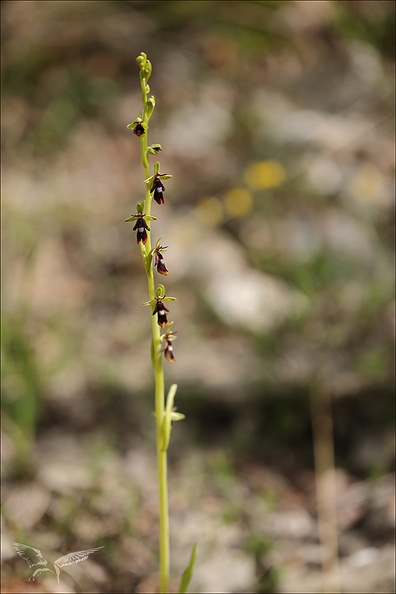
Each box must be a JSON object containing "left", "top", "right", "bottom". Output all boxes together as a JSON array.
[{"left": 125, "top": 52, "right": 193, "bottom": 594}]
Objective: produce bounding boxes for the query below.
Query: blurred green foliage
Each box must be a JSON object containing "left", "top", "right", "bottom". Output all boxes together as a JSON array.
[
  {"left": 2, "top": 315, "right": 42, "bottom": 473},
  {"left": 333, "top": 1, "right": 395, "bottom": 55}
]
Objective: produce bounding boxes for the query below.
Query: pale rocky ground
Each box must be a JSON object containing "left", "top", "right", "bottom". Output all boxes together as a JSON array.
[{"left": 2, "top": 434, "right": 395, "bottom": 592}]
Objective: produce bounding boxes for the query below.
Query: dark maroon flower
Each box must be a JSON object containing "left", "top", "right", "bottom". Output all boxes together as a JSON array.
[
  {"left": 153, "top": 297, "right": 170, "bottom": 327},
  {"left": 153, "top": 246, "right": 169, "bottom": 276},
  {"left": 162, "top": 330, "right": 176, "bottom": 363},
  {"left": 151, "top": 176, "right": 165, "bottom": 205},
  {"left": 133, "top": 217, "right": 150, "bottom": 244},
  {"left": 133, "top": 123, "right": 145, "bottom": 137}
]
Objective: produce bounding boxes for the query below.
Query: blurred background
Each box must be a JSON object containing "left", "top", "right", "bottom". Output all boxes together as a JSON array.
[{"left": 1, "top": 1, "right": 395, "bottom": 592}]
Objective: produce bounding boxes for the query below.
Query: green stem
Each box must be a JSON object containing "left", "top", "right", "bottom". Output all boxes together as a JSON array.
[{"left": 139, "top": 76, "right": 169, "bottom": 594}]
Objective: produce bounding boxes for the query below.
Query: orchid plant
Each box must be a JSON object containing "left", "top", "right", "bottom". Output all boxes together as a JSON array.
[{"left": 125, "top": 52, "right": 197, "bottom": 594}]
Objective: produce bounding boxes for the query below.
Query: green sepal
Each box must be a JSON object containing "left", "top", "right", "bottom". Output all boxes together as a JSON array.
[
  {"left": 163, "top": 296, "right": 177, "bottom": 303},
  {"left": 146, "top": 169, "right": 172, "bottom": 182},
  {"left": 124, "top": 214, "right": 138, "bottom": 222},
  {"left": 127, "top": 115, "right": 143, "bottom": 129},
  {"left": 124, "top": 203, "right": 149, "bottom": 222},
  {"left": 178, "top": 543, "right": 198, "bottom": 594},
  {"left": 156, "top": 284, "right": 166, "bottom": 298}
]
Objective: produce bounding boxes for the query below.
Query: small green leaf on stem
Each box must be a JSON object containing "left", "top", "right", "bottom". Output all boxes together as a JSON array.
[
  {"left": 178, "top": 543, "right": 198, "bottom": 594},
  {"left": 146, "top": 96, "right": 156, "bottom": 118},
  {"left": 165, "top": 384, "right": 177, "bottom": 416},
  {"left": 156, "top": 284, "right": 166, "bottom": 298},
  {"left": 162, "top": 383, "right": 177, "bottom": 450},
  {"left": 162, "top": 383, "right": 184, "bottom": 451},
  {"left": 139, "top": 241, "right": 147, "bottom": 259}
]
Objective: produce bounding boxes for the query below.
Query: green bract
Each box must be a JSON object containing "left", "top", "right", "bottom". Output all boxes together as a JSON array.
[{"left": 146, "top": 96, "right": 156, "bottom": 118}]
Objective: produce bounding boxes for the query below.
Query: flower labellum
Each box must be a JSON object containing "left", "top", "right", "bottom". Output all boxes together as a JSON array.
[
  {"left": 151, "top": 176, "right": 165, "bottom": 205},
  {"left": 153, "top": 297, "right": 170, "bottom": 327},
  {"left": 133, "top": 217, "right": 150, "bottom": 244},
  {"left": 133, "top": 123, "right": 145, "bottom": 137}
]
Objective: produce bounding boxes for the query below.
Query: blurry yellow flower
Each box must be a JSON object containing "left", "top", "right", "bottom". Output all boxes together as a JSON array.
[
  {"left": 224, "top": 188, "right": 252, "bottom": 217},
  {"left": 347, "top": 164, "right": 385, "bottom": 205},
  {"left": 244, "top": 160, "right": 286, "bottom": 190},
  {"left": 196, "top": 196, "right": 224, "bottom": 226}
]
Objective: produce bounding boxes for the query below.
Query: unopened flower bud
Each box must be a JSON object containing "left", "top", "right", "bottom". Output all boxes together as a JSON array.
[
  {"left": 148, "top": 144, "right": 163, "bottom": 155},
  {"left": 136, "top": 52, "right": 147, "bottom": 69}
]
